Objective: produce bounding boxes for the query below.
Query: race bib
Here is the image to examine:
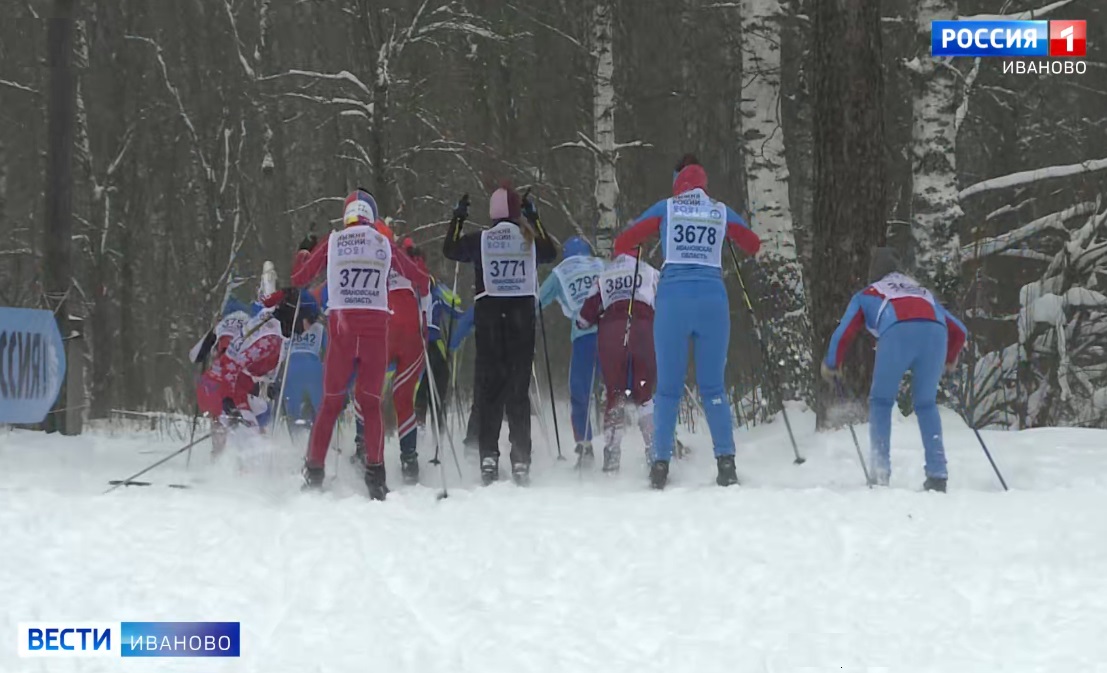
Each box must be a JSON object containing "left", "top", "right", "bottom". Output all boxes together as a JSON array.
[
  {"left": 215, "top": 312, "right": 248, "bottom": 341},
  {"left": 480, "top": 222, "right": 537, "bottom": 298},
  {"left": 326, "top": 225, "right": 391, "bottom": 312},
  {"left": 551, "top": 256, "right": 602, "bottom": 317},
  {"left": 226, "top": 315, "right": 283, "bottom": 366},
  {"left": 287, "top": 321, "right": 324, "bottom": 358},
  {"left": 871, "top": 272, "right": 937, "bottom": 325},
  {"left": 599, "top": 256, "right": 658, "bottom": 309},
  {"left": 387, "top": 267, "right": 415, "bottom": 295},
  {"left": 664, "top": 189, "right": 726, "bottom": 268}
]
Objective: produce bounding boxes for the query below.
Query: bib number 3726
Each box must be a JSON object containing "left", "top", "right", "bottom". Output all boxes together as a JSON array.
[{"left": 672, "top": 223, "right": 717, "bottom": 245}]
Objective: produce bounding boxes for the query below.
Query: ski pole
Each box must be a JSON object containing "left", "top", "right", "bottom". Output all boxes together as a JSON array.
[
  {"left": 834, "top": 379, "right": 872, "bottom": 487},
  {"left": 270, "top": 290, "right": 303, "bottom": 434},
  {"left": 621, "top": 247, "right": 643, "bottom": 397},
  {"left": 105, "top": 433, "right": 213, "bottom": 494},
  {"left": 728, "top": 242, "right": 805, "bottom": 465},
  {"left": 959, "top": 398, "right": 1008, "bottom": 491},
  {"left": 421, "top": 331, "right": 459, "bottom": 496},
  {"left": 529, "top": 370, "right": 554, "bottom": 459},
  {"left": 536, "top": 299, "right": 565, "bottom": 460}
]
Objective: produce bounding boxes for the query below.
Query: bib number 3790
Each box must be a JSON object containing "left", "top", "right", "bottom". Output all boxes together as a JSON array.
[
  {"left": 672, "top": 223, "right": 717, "bottom": 245},
  {"left": 339, "top": 267, "right": 382, "bottom": 289}
]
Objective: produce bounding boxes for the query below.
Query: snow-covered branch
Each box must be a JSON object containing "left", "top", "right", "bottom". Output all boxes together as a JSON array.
[
  {"left": 222, "top": 0, "right": 257, "bottom": 80},
  {"left": 962, "top": 0, "right": 1073, "bottom": 21},
  {"left": 962, "top": 202, "right": 1097, "bottom": 261},
  {"left": 270, "top": 69, "right": 372, "bottom": 97},
  {"left": 959, "top": 158, "right": 1107, "bottom": 201},
  {"left": 0, "top": 78, "right": 38, "bottom": 95}
]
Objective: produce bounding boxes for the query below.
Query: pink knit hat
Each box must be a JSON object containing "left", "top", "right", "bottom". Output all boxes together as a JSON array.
[{"left": 489, "top": 181, "right": 523, "bottom": 222}]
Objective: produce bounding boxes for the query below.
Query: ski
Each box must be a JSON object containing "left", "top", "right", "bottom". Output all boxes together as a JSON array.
[{"left": 107, "top": 480, "right": 191, "bottom": 489}]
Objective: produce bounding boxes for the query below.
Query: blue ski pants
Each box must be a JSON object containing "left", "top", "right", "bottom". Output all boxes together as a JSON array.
[
  {"left": 283, "top": 355, "right": 324, "bottom": 424},
  {"left": 569, "top": 332, "right": 599, "bottom": 442},
  {"left": 869, "top": 320, "right": 947, "bottom": 480},
  {"left": 653, "top": 280, "right": 733, "bottom": 461}
]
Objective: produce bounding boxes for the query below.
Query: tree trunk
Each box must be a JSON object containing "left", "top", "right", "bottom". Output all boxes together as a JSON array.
[
  {"left": 811, "top": 0, "right": 886, "bottom": 427},
  {"left": 591, "top": 0, "right": 618, "bottom": 253},
  {"left": 43, "top": 0, "right": 77, "bottom": 434},
  {"left": 740, "top": 0, "right": 811, "bottom": 403},
  {"left": 910, "top": 0, "right": 961, "bottom": 300}
]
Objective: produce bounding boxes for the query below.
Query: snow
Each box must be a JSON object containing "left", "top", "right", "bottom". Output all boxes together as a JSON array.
[
  {"left": 4, "top": 407, "right": 1107, "bottom": 671},
  {"left": 959, "top": 158, "right": 1107, "bottom": 201}
]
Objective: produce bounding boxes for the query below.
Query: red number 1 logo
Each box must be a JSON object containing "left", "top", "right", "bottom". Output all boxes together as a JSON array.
[{"left": 1050, "top": 20, "right": 1087, "bottom": 57}]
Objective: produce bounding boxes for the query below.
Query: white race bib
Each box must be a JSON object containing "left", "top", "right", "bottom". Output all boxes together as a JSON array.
[
  {"left": 286, "top": 321, "right": 325, "bottom": 358},
  {"left": 387, "top": 267, "right": 415, "bottom": 295},
  {"left": 664, "top": 189, "right": 726, "bottom": 268},
  {"left": 226, "top": 315, "right": 283, "bottom": 370},
  {"left": 326, "top": 225, "right": 391, "bottom": 312},
  {"left": 551, "top": 256, "right": 602, "bottom": 317},
  {"left": 215, "top": 312, "right": 248, "bottom": 341},
  {"left": 480, "top": 222, "right": 537, "bottom": 298},
  {"left": 599, "top": 255, "right": 659, "bottom": 309},
  {"left": 870, "top": 272, "right": 937, "bottom": 327}
]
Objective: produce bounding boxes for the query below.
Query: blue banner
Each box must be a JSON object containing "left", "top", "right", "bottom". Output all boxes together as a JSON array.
[
  {"left": 931, "top": 20, "right": 1048, "bottom": 57},
  {"left": 0, "top": 307, "right": 66, "bottom": 424}
]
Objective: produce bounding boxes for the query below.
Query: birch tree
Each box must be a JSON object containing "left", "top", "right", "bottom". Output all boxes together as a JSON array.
[{"left": 740, "top": 0, "right": 810, "bottom": 400}]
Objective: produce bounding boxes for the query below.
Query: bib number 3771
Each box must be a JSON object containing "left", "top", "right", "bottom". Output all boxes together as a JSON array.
[{"left": 489, "top": 260, "right": 526, "bottom": 278}]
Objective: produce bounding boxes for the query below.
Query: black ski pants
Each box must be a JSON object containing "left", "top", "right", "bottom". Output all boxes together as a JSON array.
[{"left": 474, "top": 295, "right": 536, "bottom": 465}]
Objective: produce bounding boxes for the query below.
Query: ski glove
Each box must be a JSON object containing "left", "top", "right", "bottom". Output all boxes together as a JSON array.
[
  {"left": 453, "top": 194, "right": 470, "bottom": 222},
  {"left": 820, "top": 362, "right": 842, "bottom": 384},
  {"left": 299, "top": 233, "right": 318, "bottom": 252}
]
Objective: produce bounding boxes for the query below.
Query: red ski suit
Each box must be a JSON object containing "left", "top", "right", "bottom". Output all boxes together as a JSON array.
[
  {"left": 384, "top": 260, "right": 428, "bottom": 445},
  {"left": 292, "top": 229, "right": 429, "bottom": 468},
  {"left": 196, "top": 322, "right": 283, "bottom": 421}
]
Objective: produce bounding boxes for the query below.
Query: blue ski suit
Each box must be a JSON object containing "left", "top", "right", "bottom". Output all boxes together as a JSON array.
[
  {"left": 539, "top": 237, "right": 604, "bottom": 443},
  {"left": 825, "top": 273, "right": 968, "bottom": 481},
  {"left": 616, "top": 164, "right": 761, "bottom": 461},
  {"left": 280, "top": 289, "right": 325, "bottom": 425}
]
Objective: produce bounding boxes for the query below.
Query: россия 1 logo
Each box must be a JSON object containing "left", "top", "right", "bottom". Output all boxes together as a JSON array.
[{"left": 932, "top": 19, "right": 1086, "bottom": 57}]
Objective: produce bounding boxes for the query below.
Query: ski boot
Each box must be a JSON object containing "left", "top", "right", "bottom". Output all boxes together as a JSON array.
[
  {"left": 400, "top": 452, "right": 420, "bottom": 485},
  {"left": 512, "top": 462, "right": 531, "bottom": 487},
  {"left": 602, "top": 446, "right": 621, "bottom": 473},
  {"left": 480, "top": 456, "right": 499, "bottom": 486},
  {"left": 716, "top": 455, "right": 739, "bottom": 487},
  {"left": 575, "top": 441, "right": 595, "bottom": 470},
  {"left": 301, "top": 464, "right": 325, "bottom": 491},
  {"left": 649, "top": 460, "right": 669, "bottom": 490},
  {"left": 364, "top": 463, "right": 389, "bottom": 501},
  {"left": 923, "top": 476, "right": 947, "bottom": 493}
]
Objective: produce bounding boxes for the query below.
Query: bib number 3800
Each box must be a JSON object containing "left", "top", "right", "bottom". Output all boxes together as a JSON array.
[
  {"left": 339, "top": 267, "right": 382, "bottom": 289},
  {"left": 604, "top": 274, "right": 641, "bottom": 294},
  {"left": 671, "top": 223, "right": 717, "bottom": 245}
]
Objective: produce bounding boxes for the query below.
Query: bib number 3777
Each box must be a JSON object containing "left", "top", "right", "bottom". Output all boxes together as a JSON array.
[{"left": 339, "top": 267, "right": 382, "bottom": 289}]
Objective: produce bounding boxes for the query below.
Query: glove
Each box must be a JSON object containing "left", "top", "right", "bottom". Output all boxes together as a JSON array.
[
  {"left": 222, "top": 397, "right": 242, "bottom": 419},
  {"left": 453, "top": 194, "right": 470, "bottom": 222},
  {"left": 298, "top": 233, "right": 318, "bottom": 252},
  {"left": 522, "top": 192, "right": 539, "bottom": 223},
  {"left": 820, "top": 362, "right": 841, "bottom": 384}
]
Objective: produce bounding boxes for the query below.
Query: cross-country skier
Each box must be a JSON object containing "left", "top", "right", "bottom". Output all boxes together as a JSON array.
[
  {"left": 193, "top": 289, "right": 319, "bottom": 455},
  {"left": 821, "top": 247, "right": 968, "bottom": 492},
  {"left": 576, "top": 248, "right": 660, "bottom": 472},
  {"left": 615, "top": 155, "right": 762, "bottom": 489},
  {"left": 538, "top": 236, "right": 604, "bottom": 466},
  {"left": 443, "top": 185, "right": 558, "bottom": 485},
  {"left": 279, "top": 288, "right": 326, "bottom": 434},
  {"left": 292, "top": 189, "right": 429, "bottom": 499},
  {"left": 414, "top": 254, "right": 465, "bottom": 432}
]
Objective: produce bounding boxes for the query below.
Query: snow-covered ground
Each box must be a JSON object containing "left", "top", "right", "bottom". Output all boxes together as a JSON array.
[{"left": 3, "top": 405, "right": 1107, "bottom": 672}]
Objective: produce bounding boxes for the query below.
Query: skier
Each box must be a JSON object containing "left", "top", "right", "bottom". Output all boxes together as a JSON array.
[
  {"left": 821, "top": 247, "right": 968, "bottom": 492},
  {"left": 576, "top": 247, "right": 660, "bottom": 472},
  {"left": 442, "top": 186, "right": 558, "bottom": 485},
  {"left": 614, "top": 155, "right": 762, "bottom": 489},
  {"left": 279, "top": 288, "right": 326, "bottom": 434},
  {"left": 194, "top": 289, "right": 319, "bottom": 454},
  {"left": 538, "top": 236, "right": 604, "bottom": 466},
  {"left": 414, "top": 254, "right": 465, "bottom": 432},
  {"left": 291, "top": 189, "right": 429, "bottom": 499}
]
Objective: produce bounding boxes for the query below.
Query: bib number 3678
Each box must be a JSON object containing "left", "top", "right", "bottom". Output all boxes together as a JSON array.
[{"left": 672, "top": 223, "right": 717, "bottom": 245}]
